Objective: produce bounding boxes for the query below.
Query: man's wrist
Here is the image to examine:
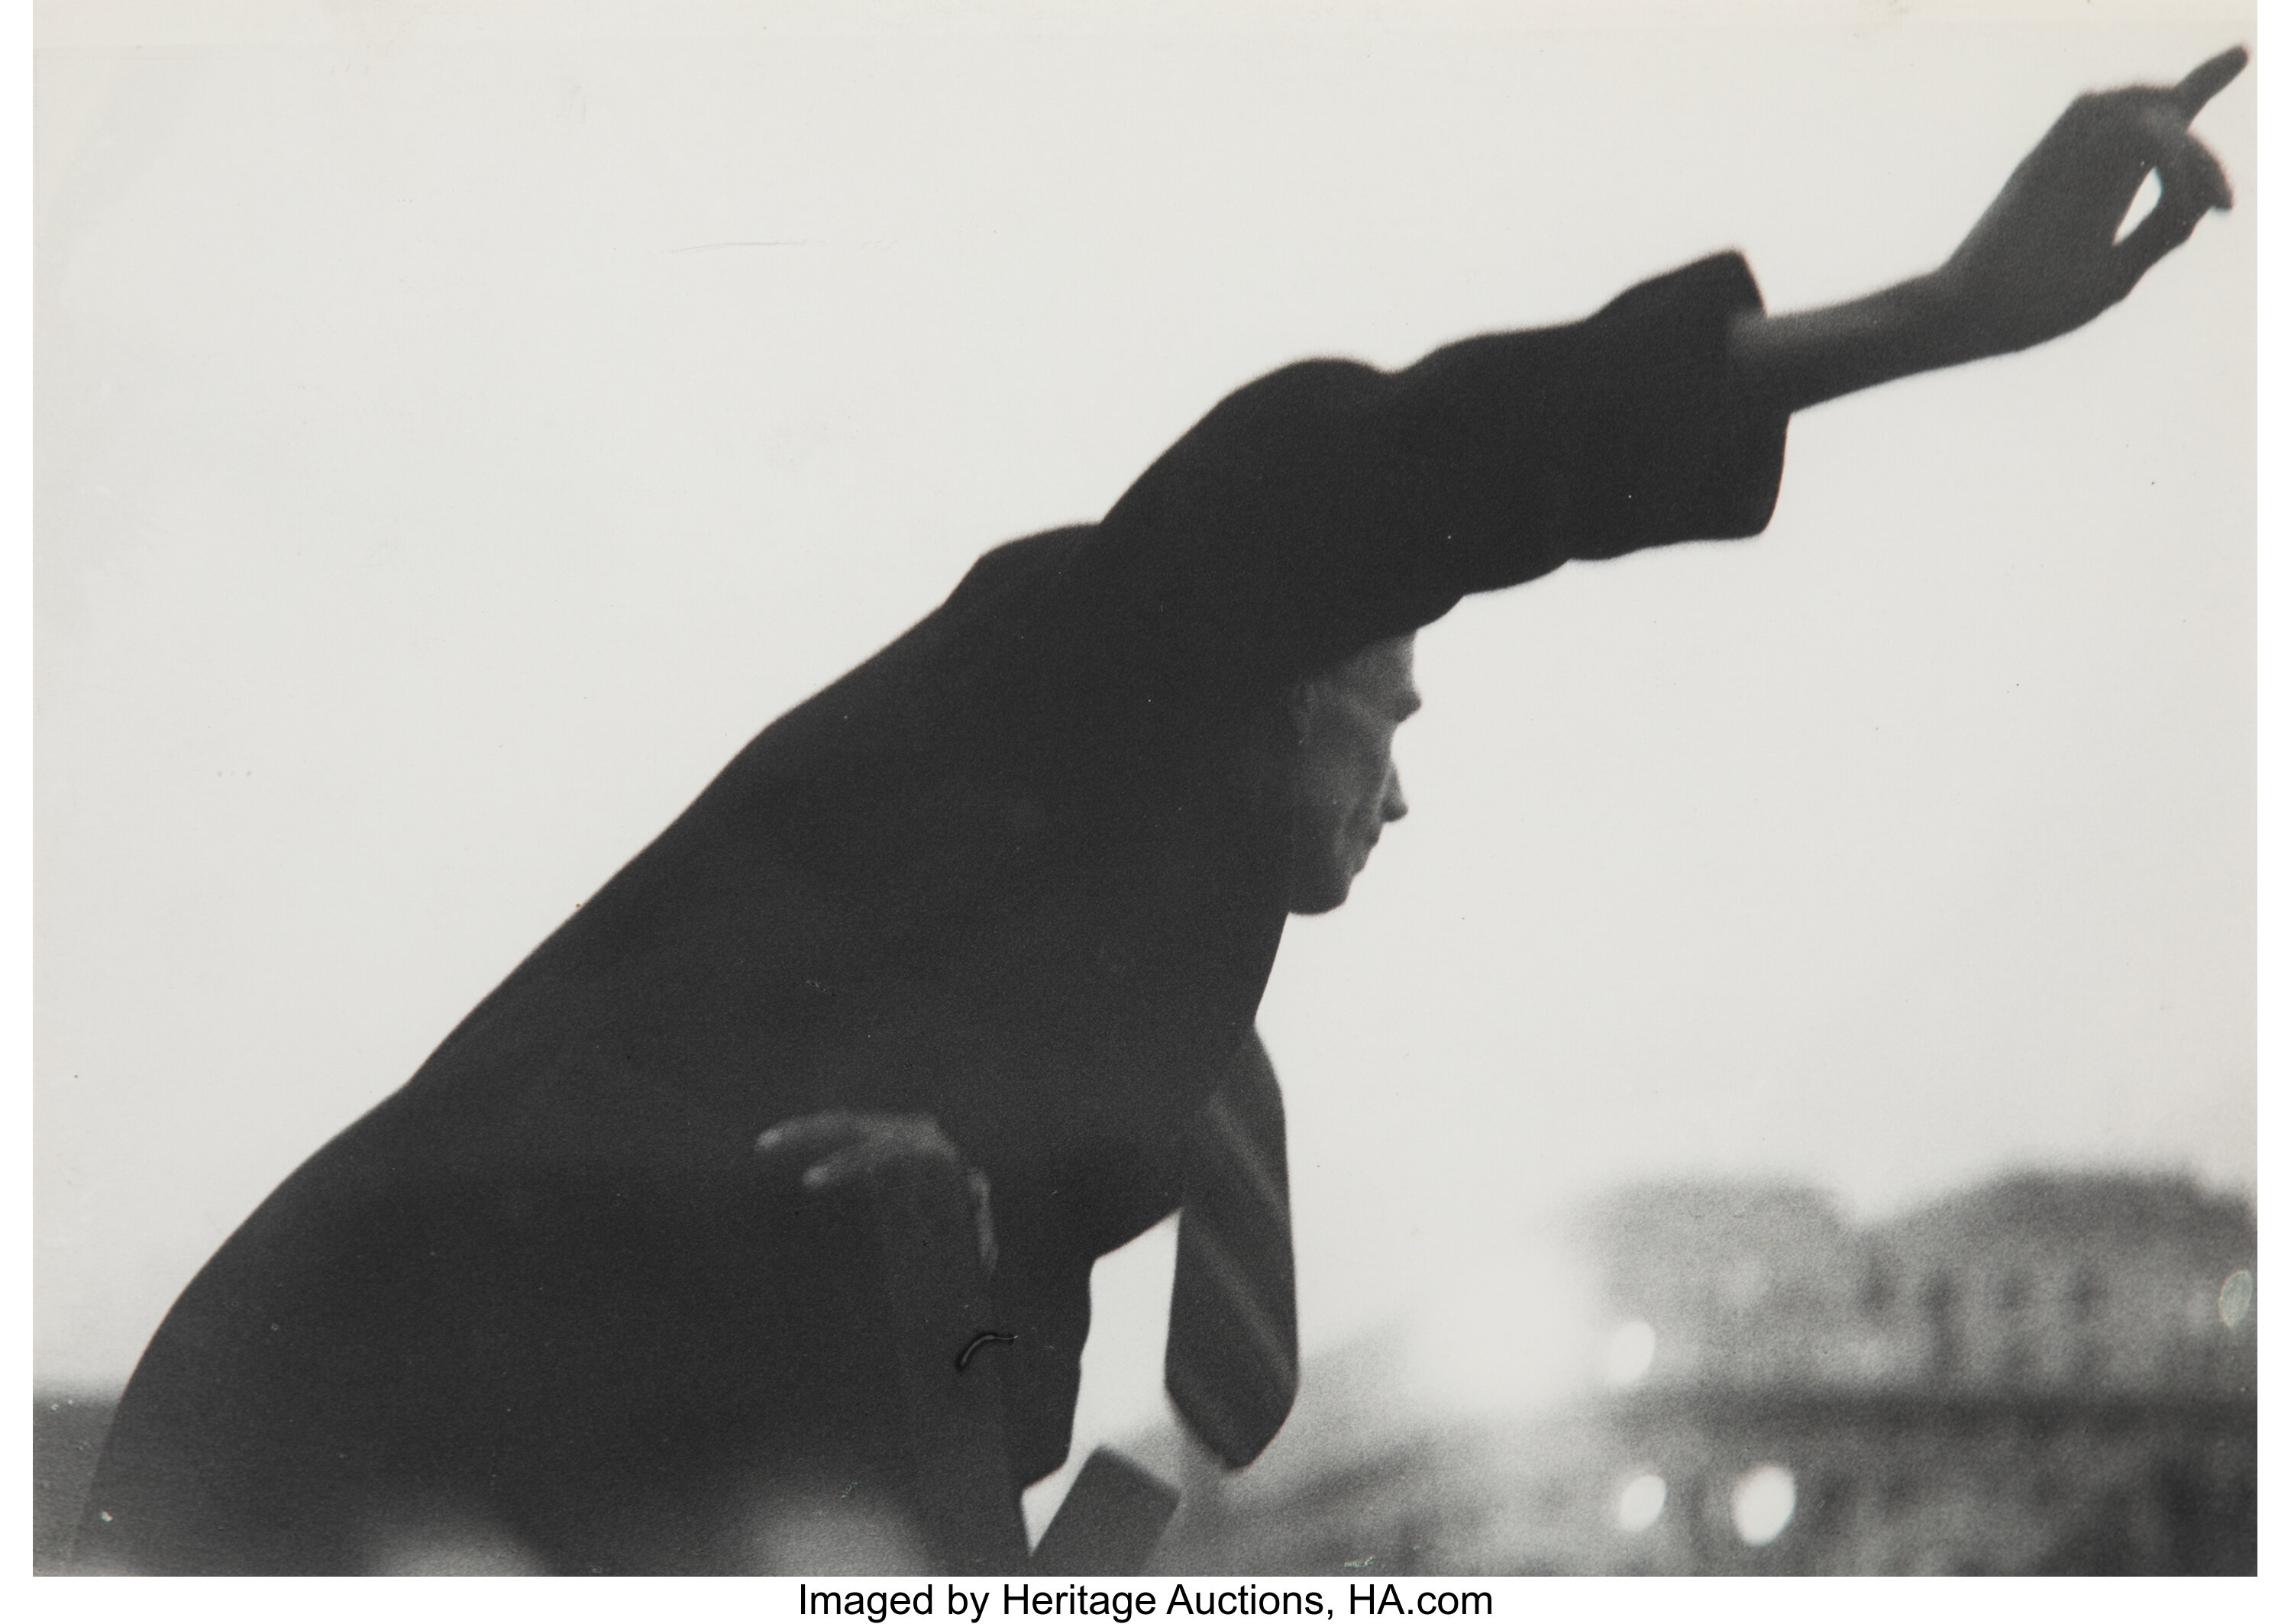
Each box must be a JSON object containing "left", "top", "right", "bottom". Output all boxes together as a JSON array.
[
  {"left": 1731, "top": 269, "right": 1975, "bottom": 415},
  {"left": 1898, "top": 264, "right": 1989, "bottom": 373}
]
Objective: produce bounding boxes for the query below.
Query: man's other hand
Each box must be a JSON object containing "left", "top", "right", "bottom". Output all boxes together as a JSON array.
[
  {"left": 756, "top": 1112, "right": 997, "bottom": 1270},
  {"left": 757, "top": 1110, "right": 965, "bottom": 1190}
]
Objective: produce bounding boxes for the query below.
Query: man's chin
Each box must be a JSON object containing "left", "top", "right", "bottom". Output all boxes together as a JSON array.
[{"left": 1285, "top": 873, "right": 1356, "bottom": 917}]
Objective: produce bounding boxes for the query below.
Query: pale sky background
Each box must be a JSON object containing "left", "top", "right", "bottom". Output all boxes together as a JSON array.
[{"left": 33, "top": 0, "right": 2256, "bottom": 1526}]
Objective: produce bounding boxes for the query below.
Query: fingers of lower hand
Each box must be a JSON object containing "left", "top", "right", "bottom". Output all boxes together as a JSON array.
[
  {"left": 802, "top": 1145, "right": 910, "bottom": 1191},
  {"left": 756, "top": 1112, "right": 871, "bottom": 1160},
  {"left": 762, "top": 1112, "right": 963, "bottom": 1188}
]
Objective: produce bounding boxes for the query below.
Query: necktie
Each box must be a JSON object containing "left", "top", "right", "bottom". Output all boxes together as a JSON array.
[{"left": 1163, "top": 1028, "right": 1300, "bottom": 1468}]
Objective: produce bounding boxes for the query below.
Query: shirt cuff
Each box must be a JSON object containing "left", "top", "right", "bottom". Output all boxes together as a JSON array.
[{"left": 1565, "top": 250, "right": 1792, "bottom": 561}]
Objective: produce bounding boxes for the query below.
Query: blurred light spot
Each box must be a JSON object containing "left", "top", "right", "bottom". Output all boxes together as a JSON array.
[
  {"left": 1614, "top": 1473, "right": 1666, "bottom": 1534},
  {"left": 2219, "top": 1269, "right": 2254, "bottom": 1327},
  {"left": 365, "top": 1513, "right": 546, "bottom": 1575},
  {"left": 1730, "top": 1464, "right": 1795, "bottom": 1547},
  {"left": 1603, "top": 1319, "right": 1656, "bottom": 1388},
  {"left": 742, "top": 1496, "right": 929, "bottom": 1574}
]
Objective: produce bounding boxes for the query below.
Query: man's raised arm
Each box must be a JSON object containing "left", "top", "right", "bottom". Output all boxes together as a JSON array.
[{"left": 1730, "top": 47, "right": 2247, "bottom": 415}]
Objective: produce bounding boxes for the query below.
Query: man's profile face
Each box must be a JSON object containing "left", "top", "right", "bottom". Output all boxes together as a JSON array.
[{"left": 1286, "top": 634, "right": 1419, "bottom": 915}]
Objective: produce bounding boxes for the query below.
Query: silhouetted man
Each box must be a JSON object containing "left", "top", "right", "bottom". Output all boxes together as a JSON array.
[{"left": 76, "top": 48, "right": 2247, "bottom": 1575}]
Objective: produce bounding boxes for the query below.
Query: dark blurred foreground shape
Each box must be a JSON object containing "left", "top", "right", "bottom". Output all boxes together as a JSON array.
[
  {"left": 1139, "top": 1170, "right": 2256, "bottom": 1575},
  {"left": 35, "top": 1168, "right": 2253, "bottom": 1574},
  {"left": 37, "top": 1161, "right": 1171, "bottom": 1575},
  {"left": 53, "top": 1156, "right": 1038, "bottom": 1574}
]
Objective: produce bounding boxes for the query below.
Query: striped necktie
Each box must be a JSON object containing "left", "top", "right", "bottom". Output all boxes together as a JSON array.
[{"left": 1163, "top": 1028, "right": 1299, "bottom": 1468}]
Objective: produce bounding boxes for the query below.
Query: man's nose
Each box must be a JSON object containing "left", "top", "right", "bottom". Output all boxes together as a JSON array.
[{"left": 1381, "top": 768, "right": 1409, "bottom": 825}]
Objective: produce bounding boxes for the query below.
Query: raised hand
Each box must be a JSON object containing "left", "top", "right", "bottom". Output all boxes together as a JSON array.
[
  {"left": 1730, "top": 47, "right": 2247, "bottom": 415},
  {"left": 1934, "top": 47, "right": 2246, "bottom": 359}
]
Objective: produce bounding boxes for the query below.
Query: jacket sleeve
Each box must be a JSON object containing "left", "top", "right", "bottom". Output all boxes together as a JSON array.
[{"left": 1068, "top": 252, "right": 1791, "bottom": 689}]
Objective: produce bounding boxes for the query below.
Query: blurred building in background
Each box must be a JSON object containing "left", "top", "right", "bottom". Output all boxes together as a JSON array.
[
  {"left": 33, "top": 1168, "right": 2255, "bottom": 1574},
  {"left": 1141, "top": 1170, "right": 2257, "bottom": 1575}
]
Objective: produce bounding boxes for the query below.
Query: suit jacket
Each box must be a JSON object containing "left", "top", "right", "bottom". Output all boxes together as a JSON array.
[{"left": 75, "top": 253, "right": 1789, "bottom": 1574}]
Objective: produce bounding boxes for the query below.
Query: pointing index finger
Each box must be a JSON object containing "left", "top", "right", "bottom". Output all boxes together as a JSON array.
[{"left": 2172, "top": 46, "right": 2248, "bottom": 121}]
